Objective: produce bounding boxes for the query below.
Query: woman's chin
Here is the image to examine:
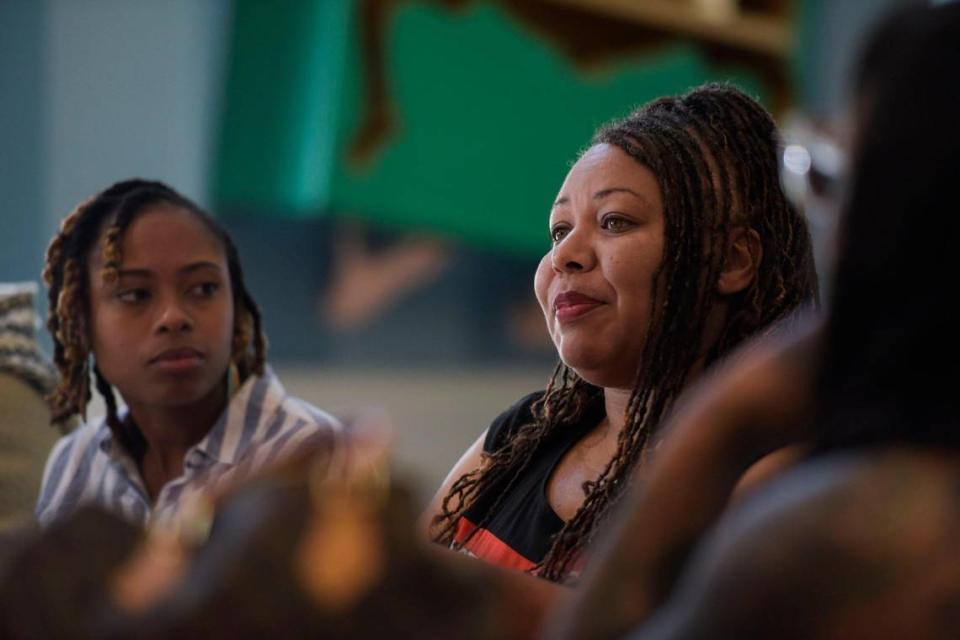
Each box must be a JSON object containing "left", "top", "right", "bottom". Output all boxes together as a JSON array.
[{"left": 559, "top": 354, "right": 633, "bottom": 390}]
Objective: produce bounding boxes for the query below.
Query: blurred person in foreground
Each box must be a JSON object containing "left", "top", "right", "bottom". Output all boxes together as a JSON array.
[{"left": 1, "top": 429, "right": 557, "bottom": 640}]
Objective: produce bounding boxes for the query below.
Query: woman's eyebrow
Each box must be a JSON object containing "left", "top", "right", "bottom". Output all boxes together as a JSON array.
[
  {"left": 594, "top": 187, "right": 643, "bottom": 201},
  {"left": 114, "top": 268, "right": 152, "bottom": 280},
  {"left": 553, "top": 187, "right": 652, "bottom": 209},
  {"left": 179, "top": 261, "right": 223, "bottom": 276},
  {"left": 596, "top": 187, "right": 657, "bottom": 212},
  {"left": 114, "top": 261, "right": 223, "bottom": 279}
]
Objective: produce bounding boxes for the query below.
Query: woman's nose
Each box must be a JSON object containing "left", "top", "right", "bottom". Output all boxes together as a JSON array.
[
  {"left": 155, "top": 298, "right": 193, "bottom": 333},
  {"left": 551, "top": 228, "right": 596, "bottom": 273}
]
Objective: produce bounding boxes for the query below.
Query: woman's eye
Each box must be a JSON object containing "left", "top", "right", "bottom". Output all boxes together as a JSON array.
[
  {"left": 117, "top": 289, "right": 149, "bottom": 304},
  {"left": 550, "top": 225, "right": 571, "bottom": 243},
  {"left": 190, "top": 282, "right": 220, "bottom": 298},
  {"left": 601, "top": 215, "right": 635, "bottom": 233}
]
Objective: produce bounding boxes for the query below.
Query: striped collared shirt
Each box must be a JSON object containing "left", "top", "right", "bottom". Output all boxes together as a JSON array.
[{"left": 36, "top": 368, "right": 340, "bottom": 528}]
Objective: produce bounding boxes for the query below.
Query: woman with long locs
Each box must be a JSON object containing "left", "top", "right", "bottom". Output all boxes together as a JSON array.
[{"left": 427, "top": 83, "right": 818, "bottom": 583}]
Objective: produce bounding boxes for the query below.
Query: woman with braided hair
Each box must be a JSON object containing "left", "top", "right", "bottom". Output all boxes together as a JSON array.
[
  {"left": 427, "top": 82, "right": 818, "bottom": 583},
  {"left": 35, "top": 179, "right": 340, "bottom": 528}
]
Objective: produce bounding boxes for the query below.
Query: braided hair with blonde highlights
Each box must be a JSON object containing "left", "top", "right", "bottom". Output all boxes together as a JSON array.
[
  {"left": 43, "top": 179, "right": 267, "bottom": 438},
  {"left": 432, "top": 83, "right": 818, "bottom": 581}
]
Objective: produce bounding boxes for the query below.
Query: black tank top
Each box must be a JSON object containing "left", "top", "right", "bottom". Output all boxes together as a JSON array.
[{"left": 453, "top": 390, "right": 605, "bottom": 574}]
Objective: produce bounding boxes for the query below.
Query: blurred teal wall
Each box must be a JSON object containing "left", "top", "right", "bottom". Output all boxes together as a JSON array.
[
  {"left": 0, "top": 1, "right": 46, "bottom": 284},
  {"left": 0, "top": 0, "right": 229, "bottom": 289}
]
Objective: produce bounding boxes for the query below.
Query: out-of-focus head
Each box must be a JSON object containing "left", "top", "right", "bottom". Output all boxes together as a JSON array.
[{"left": 817, "top": 2, "right": 960, "bottom": 448}]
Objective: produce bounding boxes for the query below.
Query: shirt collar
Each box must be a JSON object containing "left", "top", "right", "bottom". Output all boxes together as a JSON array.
[
  {"left": 95, "top": 366, "right": 287, "bottom": 468},
  {"left": 191, "top": 366, "right": 286, "bottom": 466}
]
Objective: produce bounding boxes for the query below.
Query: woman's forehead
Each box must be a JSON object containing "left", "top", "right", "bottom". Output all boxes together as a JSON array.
[
  {"left": 568, "top": 144, "right": 658, "bottom": 186},
  {"left": 88, "top": 205, "right": 226, "bottom": 271}
]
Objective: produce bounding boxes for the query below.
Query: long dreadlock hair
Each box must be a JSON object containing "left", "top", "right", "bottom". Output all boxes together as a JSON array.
[
  {"left": 432, "top": 83, "right": 818, "bottom": 581},
  {"left": 42, "top": 179, "right": 267, "bottom": 442}
]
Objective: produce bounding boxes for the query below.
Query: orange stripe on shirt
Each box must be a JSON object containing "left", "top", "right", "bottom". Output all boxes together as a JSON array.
[{"left": 454, "top": 517, "right": 538, "bottom": 573}]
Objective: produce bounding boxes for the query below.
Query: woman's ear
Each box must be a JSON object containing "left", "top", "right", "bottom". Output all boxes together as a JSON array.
[{"left": 717, "top": 227, "right": 762, "bottom": 295}]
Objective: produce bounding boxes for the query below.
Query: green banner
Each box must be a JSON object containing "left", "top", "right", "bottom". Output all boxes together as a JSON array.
[{"left": 214, "top": 0, "right": 764, "bottom": 255}]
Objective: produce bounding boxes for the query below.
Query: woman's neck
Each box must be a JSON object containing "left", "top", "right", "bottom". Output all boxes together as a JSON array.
[
  {"left": 126, "top": 382, "right": 228, "bottom": 500},
  {"left": 602, "top": 386, "right": 632, "bottom": 436}
]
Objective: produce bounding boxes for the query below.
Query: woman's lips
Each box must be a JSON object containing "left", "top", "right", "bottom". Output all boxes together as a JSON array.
[
  {"left": 148, "top": 347, "right": 205, "bottom": 374},
  {"left": 553, "top": 291, "right": 604, "bottom": 323}
]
